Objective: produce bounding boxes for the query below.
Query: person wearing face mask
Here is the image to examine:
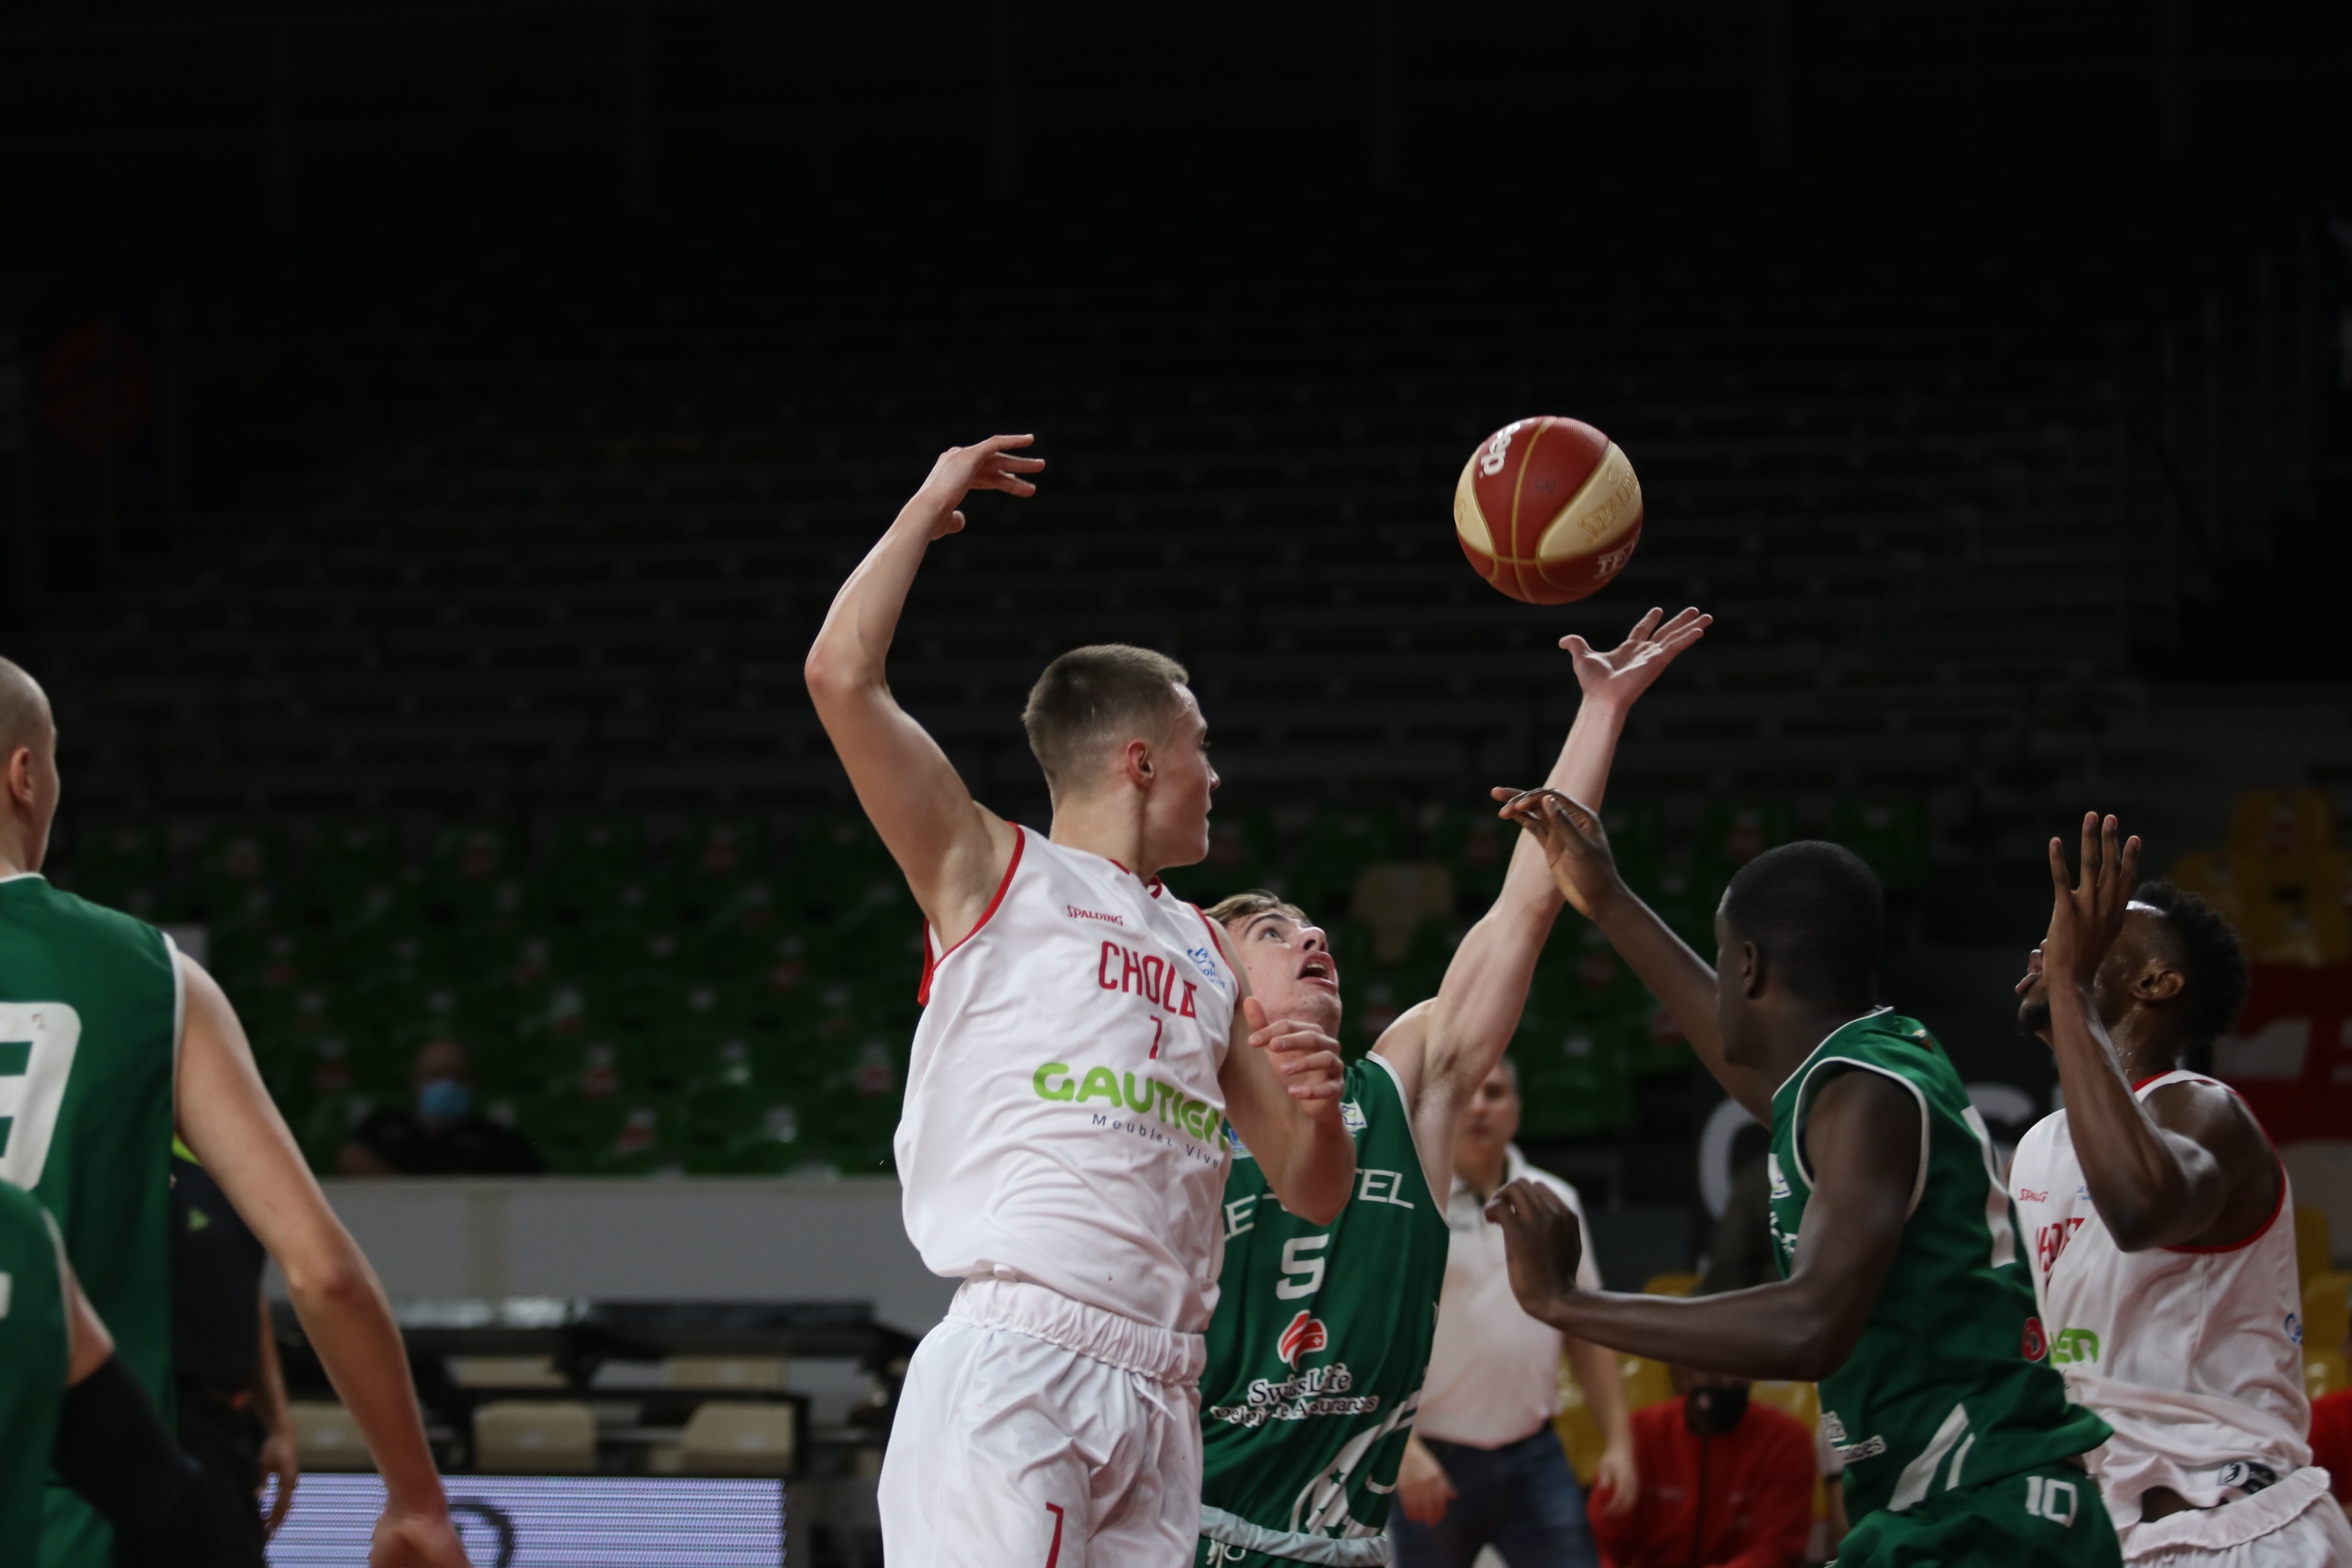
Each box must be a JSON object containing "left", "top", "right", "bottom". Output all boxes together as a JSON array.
[
  {"left": 1585, "top": 1358, "right": 1817, "bottom": 1568},
  {"left": 337, "top": 1038, "right": 545, "bottom": 1176}
]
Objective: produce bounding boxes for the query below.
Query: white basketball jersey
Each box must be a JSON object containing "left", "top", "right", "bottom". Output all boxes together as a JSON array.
[
  {"left": 895, "top": 827, "right": 1238, "bottom": 1334},
  {"left": 2009, "top": 1070, "right": 2311, "bottom": 1525}
]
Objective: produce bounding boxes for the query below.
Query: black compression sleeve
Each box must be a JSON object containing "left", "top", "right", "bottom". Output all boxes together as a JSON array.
[{"left": 50, "top": 1355, "right": 222, "bottom": 1568}]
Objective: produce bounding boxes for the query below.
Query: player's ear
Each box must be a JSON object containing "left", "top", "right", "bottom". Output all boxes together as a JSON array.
[
  {"left": 1737, "top": 940, "right": 1768, "bottom": 1001},
  {"left": 1118, "top": 737, "right": 1154, "bottom": 787},
  {"left": 2135, "top": 958, "right": 2185, "bottom": 1006}
]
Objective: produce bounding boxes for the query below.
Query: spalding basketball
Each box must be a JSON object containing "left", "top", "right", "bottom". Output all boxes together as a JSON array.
[{"left": 1453, "top": 416, "right": 1643, "bottom": 605}]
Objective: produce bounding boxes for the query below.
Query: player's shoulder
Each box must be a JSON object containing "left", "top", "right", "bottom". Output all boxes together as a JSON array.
[
  {"left": 0, "top": 1174, "right": 47, "bottom": 1232},
  {"left": 2011, "top": 1110, "right": 2068, "bottom": 1171},
  {"left": 19, "top": 876, "right": 165, "bottom": 947}
]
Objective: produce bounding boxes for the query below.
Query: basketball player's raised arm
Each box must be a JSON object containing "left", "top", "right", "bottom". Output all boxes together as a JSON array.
[
  {"left": 172, "top": 954, "right": 469, "bottom": 1568},
  {"left": 1500, "top": 791, "right": 1776, "bottom": 1122},
  {"left": 2035, "top": 814, "right": 2261, "bottom": 1250},
  {"left": 1214, "top": 925, "right": 1356, "bottom": 1226},
  {"left": 1391, "top": 609, "right": 1709, "bottom": 1180},
  {"left": 1484, "top": 1068, "right": 1919, "bottom": 1381},
  {"left": 805, "top": 436, "right": 1045, "bottom": 947}
]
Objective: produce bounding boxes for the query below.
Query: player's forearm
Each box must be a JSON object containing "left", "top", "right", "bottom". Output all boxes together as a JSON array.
[
  {"left": 253, "top": 1291, "right": 293, "bottom": 1438},
  {"left": 2045, "top": 985, "right": 2220, "bottom": 1247},
  {"left": 285, "top": 1239, "right": 447, "bottom": 1515},
  {"left": 804, "top": 511, "right": 932, "bottom": 700},
  {"left": 1528, "top": 1280, "right": 1853, "bottom": 1384},
  {"left": 1567, "top": 1335, "right": 1634, "bottom": 1452},
  {"left": 1580, "top": 878, "right": 1768, "bottom": 1117},
  {"left": 1262, "top": 1112, "right": 1357, "bottom": 1226}
]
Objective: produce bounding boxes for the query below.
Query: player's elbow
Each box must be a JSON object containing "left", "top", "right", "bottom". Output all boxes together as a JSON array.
[
  {"left": 281, "top": 1238, "right": 372, "bottom": 1311},
  {"left": 1781, "top": 1305, "right": 1866, "bottom": 1382}
]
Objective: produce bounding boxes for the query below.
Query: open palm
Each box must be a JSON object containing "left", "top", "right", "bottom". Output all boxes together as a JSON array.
[{"left": 1566, "top": 606, "right": 1710, "bottom": 703}]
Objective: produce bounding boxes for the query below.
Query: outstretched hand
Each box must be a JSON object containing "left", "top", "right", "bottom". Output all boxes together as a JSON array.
[
  {"left": 1564, "top": 606, "right": 1710, "bottom": 706},
  {"left": 1490, "top": 787, "right": 1619, "bottom": 918},
  {"left": 906, "top": 434, "right": 1045, "bottom": 540},
  {"left": 2042, "top": 812, "right": 2141, "bottom": 995},
  {"left": 1242, "top": 997, "right": 1347, "bottom": 1114},
  {"left": 1483, "top": 1178, "right": 1586, "bottom": 1323}
]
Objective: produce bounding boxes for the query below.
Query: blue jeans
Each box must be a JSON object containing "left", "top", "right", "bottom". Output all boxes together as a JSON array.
[{"left": 1390, "top": 1427, "right": 1599, "bottom": 1568}]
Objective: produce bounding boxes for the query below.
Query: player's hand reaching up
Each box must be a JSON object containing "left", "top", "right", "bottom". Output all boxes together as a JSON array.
[
  {"left": 903, "top": 434, "right": 1045, "bottom": 540},
  {"left": 1563, "top": 605, "right": 1710, "bottom": 707},
  {"left": 2041, "top": 812, "right": 2142, "bottom": 995},
  {"left": 370, "top": 1506, "right": 473, "bottom": 1568},
  {"left": 1242, "top": 997, "right": 1347, "bottom": 1115},
  {"left": 1492, "top": 787, "right": 1620, "bottom": 918},
  {"left": 1483, "top": 1178, "right": 1586, "bottom": 1324}
]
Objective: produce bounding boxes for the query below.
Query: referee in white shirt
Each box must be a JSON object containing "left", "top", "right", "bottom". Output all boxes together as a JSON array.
[{"left": 1393, "top": 1059, "right": 1637, "bottom": 1568}]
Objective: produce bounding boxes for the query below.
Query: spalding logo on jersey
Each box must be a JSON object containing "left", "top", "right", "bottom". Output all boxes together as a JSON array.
[{"left": 1278, "top": 1310, "right": 1329, "bottom": 1368}]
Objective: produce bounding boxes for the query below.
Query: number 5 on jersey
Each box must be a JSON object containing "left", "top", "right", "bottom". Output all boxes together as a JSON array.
[{"left": 0, "top": 1004, "right": 83, "bottom": 1186}]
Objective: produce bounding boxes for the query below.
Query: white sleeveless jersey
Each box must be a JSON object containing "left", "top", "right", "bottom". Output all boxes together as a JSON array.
[
  {"left": 896, "top": 827, "right": 1238, "bottom": 1334},
  {"left": 2009, "top": 1070, "right": 2311, "bottom": 1525}
]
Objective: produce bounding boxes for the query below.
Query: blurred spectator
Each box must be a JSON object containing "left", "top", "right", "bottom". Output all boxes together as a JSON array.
[
  {"left": 1393, "top": 1061, "right": 1632, "bottom": 1568},
  {"left": 172, "top": 1142, "right": 298, "bottom": 1565},
  {"left": 1702, "top": 1151, "right": 1776, "bottom": 1295},
  {"left": 337, "top": 1039, "right": 544, "bottom": 1176},
  {"left": 1587, "top": 1364, "right": 1815, "bottom": 1568}
]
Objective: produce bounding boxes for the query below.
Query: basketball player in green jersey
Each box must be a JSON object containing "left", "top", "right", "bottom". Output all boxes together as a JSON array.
[
  {"left": 1480, "top": 797, "right": 2117, "bottom": 1566},
  {"left": 1195, "top": 606, "right": 1709, "bottom": 1568},
  {"left": 1, "top": 1178, "right": 222, "bottom": 1566},
  {"left": 0, "top": 662, "right": 469, "bottom": 1568}
]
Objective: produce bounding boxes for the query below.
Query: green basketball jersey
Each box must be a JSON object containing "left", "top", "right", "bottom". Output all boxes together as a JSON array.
[
  {"left": 0, "top": 1179, "right": 70, "bottom": 1568},
  {"left": 1199, "top": 1055, "right": 1449, "bottom": 1566},
  {"left": 1766, "top": 1012, "right": 2109, "bottom": 1525},
  {"left": 0, "top": 876, "right": 181, "bottom": 1568}
]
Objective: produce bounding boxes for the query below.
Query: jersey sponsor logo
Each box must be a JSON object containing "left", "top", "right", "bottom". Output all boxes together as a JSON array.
[
  {"left": 2016, "top": 1187, "right": 2048, "bottom": 1203},
  {"left": 1225, "top": 1124, "right": 1253, "bottom": 1161},
  {"left": 1065, "top": 904, "right": 1125, "bottom": 928},
  {"left": 1355, "top": 1168, "right": 1414, "bottom": 1209},
  {"left": 1032, "top": 1061, "right": 1224, "bottom": 1146},
  {"left": 2021, "top": 1315, "right": 2049, "bottom": 1361},
  {"left": 1820, "top": 1411, "right": 1888, "bottom": 1465},
  {"left": 1277, "top": 1309, "right": 1328, "bottom": 1367},
  {"left": 1767, "top": 1153, "right": 1790, "bottom": 1200},
  {"left": 2048, "top": 1326, "right": 2098, "bottom": 1366},
  {"left": 2286, "top": 1312, "right": 2301, "bottom": 1346},
  {"left": 2034, "top": 1217, "right": 2084, "bottom": 1276},
  {"left": 1185, "top": 944, "right": 1230, "bottom": 993},
  {"left": 1095, "top": 940, "right": 1200, "bottom": 1017},
  {"left": 1223, "top": 1193, "right": 1258, "bottom": 1238},
  {"left": 1204, "top": 1362, "right": 1379, "bottom": 1427},
  {"left": 1340, "top": 1101, "right": 1366, "bottom": 1134}
]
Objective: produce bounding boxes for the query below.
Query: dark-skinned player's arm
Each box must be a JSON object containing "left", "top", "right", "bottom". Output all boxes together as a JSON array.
[
  {"left": 1215, "top": 921, "right": 1355, "bottom": 1225},
  {"left": 2035, "top": 812, "right": 2275, "bottom": 1250},
  {"left": 175, "top": 956, "right": 471, "bottom": 1568},
  {"left": 1497, "top": 790, "right": 1777, "bottom": 1121},
  {"left": 1382, "top": 608, "right": 1710, "bottom": 1197},
  {"left": 52, "top": 1247, "right": 226, "bottom": 1566},
  {"left": 803, "top": 436, "right": 1045, "bottom": 948},
  {"left": 1483, "top": 1066, "right": 1920, "bottom": 1381}
]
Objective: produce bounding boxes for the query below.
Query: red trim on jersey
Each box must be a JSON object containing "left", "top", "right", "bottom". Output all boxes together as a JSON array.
[
  {"left": 915, "top": 827, "right": 1027, "bottom": 1005},
  {"left": 2132, "top": 1070, "right": 2214, "bottom": 1092},
  {"left": 1103, "top": 855, "right": 1166, "bottom": 898}
]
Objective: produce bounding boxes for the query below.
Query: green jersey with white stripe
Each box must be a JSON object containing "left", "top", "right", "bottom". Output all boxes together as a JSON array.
[
  {"left": 1198, "top": 1055, "right": 1449, "bottom": 1566},
  {"left": 1766, "top": 1012, "right": 2109, "bottom": 1524},
  {"left": 0, "top": 876, "right": 182, "bottom": 1568},
  {"left": 0, "top": 1179, "right": 70, "bottom": 1567}
]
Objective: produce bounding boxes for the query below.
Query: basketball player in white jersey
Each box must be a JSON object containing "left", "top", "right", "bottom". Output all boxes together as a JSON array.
[
  {"left": 805, "top": 435, "right": 1359, "bottom": 1567},
  {"left": 2012, "top": 813, "right": 2352, "bottom": 1565}
]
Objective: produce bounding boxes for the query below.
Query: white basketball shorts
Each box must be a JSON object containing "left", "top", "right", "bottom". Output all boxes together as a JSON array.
[
  {"left": 879, "top": 1278, "right": 1208, "bottom": 1568},
  {"left": 2120, "top": 1466, "right": 2352, "bottom": 1566}
]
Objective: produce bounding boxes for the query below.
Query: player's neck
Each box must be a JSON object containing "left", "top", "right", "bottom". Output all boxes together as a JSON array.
[
  {"left": 1047, "top": 790, "right": 1162, "bottom": 880},
  {"left": 1758, "top": 1000, "right": 1877, "bottom": 1085},
  {"left": 2105, "top": 1012, "right": 2187, "bottom": 1084}
]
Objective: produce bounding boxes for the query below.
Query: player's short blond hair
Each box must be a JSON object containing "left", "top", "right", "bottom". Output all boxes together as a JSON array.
[
  {"left": 1021, "top": 644, "right": 1190, "bottom": 796},
  {"left": 1204, "top": 890, "right": 1310, "bottom": 930}
]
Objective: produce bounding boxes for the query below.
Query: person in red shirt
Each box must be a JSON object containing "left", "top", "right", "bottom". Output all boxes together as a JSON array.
[{"left": 1588, "top": 1366, "right": 1815, "bottom": 1568}]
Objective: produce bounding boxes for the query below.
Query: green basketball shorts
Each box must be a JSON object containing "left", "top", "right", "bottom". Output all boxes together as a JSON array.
[{"left": 1835, "top": 1463, "right": 2120, "bottom": 1568}]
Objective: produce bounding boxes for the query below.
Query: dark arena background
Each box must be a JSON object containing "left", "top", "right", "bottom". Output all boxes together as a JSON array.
[{"left": 4, "top": 4, "right": 2350, "bottom": 1564}]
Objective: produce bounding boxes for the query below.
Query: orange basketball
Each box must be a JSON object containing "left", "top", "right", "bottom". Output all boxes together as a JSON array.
[{"left": 1453, "top": 416, "right": 1644, "bottom": 605}]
